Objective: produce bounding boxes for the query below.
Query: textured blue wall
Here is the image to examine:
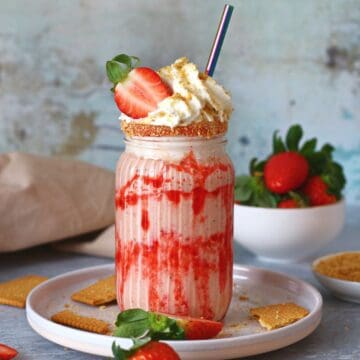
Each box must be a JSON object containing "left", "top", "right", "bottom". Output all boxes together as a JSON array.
[{"left": 0, "top": 0, "right": 359, "bottom": 203}]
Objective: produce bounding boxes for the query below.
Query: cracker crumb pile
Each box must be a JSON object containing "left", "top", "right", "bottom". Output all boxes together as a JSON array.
[{"left": 314, "top": 252, "right": 360, "bottom": 282}]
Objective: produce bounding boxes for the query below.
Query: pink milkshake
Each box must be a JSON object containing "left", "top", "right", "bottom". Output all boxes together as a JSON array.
[{"left": 107, "top": 56, "right": 233, "bottom": 321}]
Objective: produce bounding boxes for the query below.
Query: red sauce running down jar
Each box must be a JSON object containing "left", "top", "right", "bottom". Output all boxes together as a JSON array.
[{"left": 115, "top": 136, "right": 234, "bottom": 321}]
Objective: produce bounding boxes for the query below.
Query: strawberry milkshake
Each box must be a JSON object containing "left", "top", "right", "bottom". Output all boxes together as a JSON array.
[{"left": 107, "top": 56, "right": 234, "bottom": 321}]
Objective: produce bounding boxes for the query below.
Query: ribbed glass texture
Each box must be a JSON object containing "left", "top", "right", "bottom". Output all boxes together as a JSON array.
[{"left": 115, "top": 136, "right": 234, "bottom": 320}]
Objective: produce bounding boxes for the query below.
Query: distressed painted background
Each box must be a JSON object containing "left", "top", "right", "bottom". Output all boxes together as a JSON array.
[{"left": 0, "top": 0, "right": 359, "bottom": 203}]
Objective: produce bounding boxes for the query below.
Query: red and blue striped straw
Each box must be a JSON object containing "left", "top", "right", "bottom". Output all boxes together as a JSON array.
[{"left": 205, "top": 4, "right": 234, "bottom": 77}]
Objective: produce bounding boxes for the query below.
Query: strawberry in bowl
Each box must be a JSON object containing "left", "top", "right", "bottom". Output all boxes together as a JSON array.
[{"left": 234, "top": 124, "right": 346, "bottom": 262}]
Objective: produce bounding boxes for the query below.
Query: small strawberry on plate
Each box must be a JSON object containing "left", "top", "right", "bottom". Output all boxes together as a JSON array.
[
  {"left": 112, "top": 340, "right": 180, "bottom": 360},
  {"left": 0, "top": 343, "right": 18, "bottom": 360},
  {"left": 106, "top": 54, "right": 172, "bottom": 118}
]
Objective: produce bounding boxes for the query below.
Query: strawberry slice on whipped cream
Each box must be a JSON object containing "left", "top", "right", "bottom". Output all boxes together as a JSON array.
[{"left": 106, "top": 54, "right": 172, "bottom": 119}]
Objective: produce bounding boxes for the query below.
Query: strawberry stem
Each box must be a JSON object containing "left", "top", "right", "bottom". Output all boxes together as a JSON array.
[{"left": 106, "top": 54, "right": 140, "bottom": 90}]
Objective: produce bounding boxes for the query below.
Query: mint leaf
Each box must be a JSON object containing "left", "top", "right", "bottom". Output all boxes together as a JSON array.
[
  {"left": 115, "top": 309, "right": 149, "bottom": 326},
  {"left": 113, "top": 309, "right": 185, "bottom": 342},
  {"left": 112, "top": 342, "right": 127, "bottom": 360},
  {"left": 286, "top": 124, "right": 303, "bottom": 151},
  {"left": 113, "top": 320, "right": 150, "bottom": 339},
  {"left": 272, "top": 131, "right": 286, "bottom": 153},
  {"left": 114, "top": 309, "right": 150, "bottom": 338},
  {"left": 132, "top": 337, "right": 151, "bottom": 351}
]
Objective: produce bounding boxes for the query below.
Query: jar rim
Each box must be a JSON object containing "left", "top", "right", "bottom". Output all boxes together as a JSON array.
[{"left": 125, "top": 135, "right": 227, "bottom": 147}]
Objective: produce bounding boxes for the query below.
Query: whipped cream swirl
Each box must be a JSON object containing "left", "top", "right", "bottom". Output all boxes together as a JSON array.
[{"left": 121, "top": 57, "right": 232, "bottom": 127}]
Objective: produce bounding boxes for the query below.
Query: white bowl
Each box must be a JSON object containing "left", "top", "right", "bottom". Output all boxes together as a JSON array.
[
  {"left": 312, "top": 252, "right": 360, "bottom": 304},
  {"left": 233, "top": 200, "right": 345, "bottom": 262}
]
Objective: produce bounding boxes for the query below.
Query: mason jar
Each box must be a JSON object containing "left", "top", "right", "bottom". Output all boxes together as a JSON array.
[{"left": 115, "top": 136, "right": 234, "bottom": 321}]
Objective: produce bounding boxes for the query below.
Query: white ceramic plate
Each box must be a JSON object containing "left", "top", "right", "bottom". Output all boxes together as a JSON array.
[
  {"left": 26, "top": 264, "right": 322, "bottom": 359},
  {"left": 313, "top": 252, "right": 360, "bottom": 304}
]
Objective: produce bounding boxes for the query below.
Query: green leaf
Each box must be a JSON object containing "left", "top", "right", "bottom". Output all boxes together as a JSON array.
[
  {"left": 106, "top": 60, "right": 130, "bottom": 84},
  {"left": 113, "top": 319, "right": 150, "bottom": 339},
  {"left": 288, "top": 191, "right": 308, "bottom": 207},
  {"left": 249, "top": 158, "right": 265, "bottom": 175},
  {"left": 307, "top": 151, "right": 327, "bottom": 175},
  {"left": 115, "top": 309, "right": 149, "bottom": 326},
  {"left": 149, "top": 313, "right": 172, "bottom": 332},
  {"left": 132, "top": 337, "right": 151, "bottom": 351},
  {"left": 234, "top": 176, "right": 253, "bottom": 202},
  {"left": 321, "top": 143, "right": 335, "bottom": 157},
  {"left": 112, "top": 54, "right": 140, "bottom": 68},
  {"left": 148, "top": 312, "right": 185, "bottom": 340},
  {"left": 300, "top": 138, "right": 317, "bottom": 156},
  {"left": 112, "top": 342, "right": 127, "bottom": 360},
  {"left": 286, "top": 124, "right": 303, "bottom": 151},
  {"left": 113, "top": 309, "right": 185, "bottom": 342},
  {"left": 321, "top": 161, "right": 346, "bottom": 198},
  {"left": 272, "top": 131, "right": 286, "bottom": 153},
  {"left": 253, "top": 189, "right": 277, "bottom": 208},
  {"left": 114, "top": 309, "right": 150, "bottom": 338}
]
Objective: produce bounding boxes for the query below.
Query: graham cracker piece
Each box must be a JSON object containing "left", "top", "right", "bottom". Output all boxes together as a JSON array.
[
  {"left": 250, "top": 303, "right": 309, "bottom": 330},
  {"left": 71, "top": 275, "right": 116, "bottom": 306},
  {"left": 51, "top": 310, "right": 110, "bottom": 334},
  {"left": 0, "top": 275, "right": 48, "bottom": 308}
]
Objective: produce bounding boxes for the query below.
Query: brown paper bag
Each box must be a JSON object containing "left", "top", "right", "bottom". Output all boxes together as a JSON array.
[{"left": 0, "top": 152, "right": 114, "bottom": 252}]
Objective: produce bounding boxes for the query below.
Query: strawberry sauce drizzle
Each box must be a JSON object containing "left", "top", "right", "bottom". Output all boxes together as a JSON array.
[{"left": 115, "top": 152, "right": 234, "bottom": 320}]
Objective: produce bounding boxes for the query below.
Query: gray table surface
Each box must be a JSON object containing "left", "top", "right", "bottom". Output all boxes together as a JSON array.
[{"left": 1, "top": 208, "right": 359, "bottom": 360}]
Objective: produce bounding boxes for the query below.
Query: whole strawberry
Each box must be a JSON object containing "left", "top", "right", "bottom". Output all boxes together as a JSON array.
[
  {"left": 264, "top": 151, "right": 309, "bottom": 194},
  {"left": 128, "top": 341, "right": 180, "bottom": 360},
  {"left": 278, "top": 198, "right": 299, "bottom": 208},
  {"left": 112, "top": 340, "right": 179, "bottom": 360},
  {"left": 0, "top": 344, "right": 18, "bottom": 360},
  {"left": 303, "top": 175, "right": 337, "bottom": 206}
]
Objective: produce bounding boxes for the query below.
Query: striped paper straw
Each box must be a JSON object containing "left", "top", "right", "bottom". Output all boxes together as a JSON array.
[{"left": 205, "top": 4, "right": 234, "bottom": 77}]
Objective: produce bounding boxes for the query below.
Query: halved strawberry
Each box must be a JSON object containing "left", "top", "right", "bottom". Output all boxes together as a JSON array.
[
  {"left": 165, "top": 314, "right": 223, "bottom": 340},
  {"left": 0, "top": 343, "right": 18, "bottom": 360},
  {"left": 106, "top": 54, "right": 172, "bottom": 118}
]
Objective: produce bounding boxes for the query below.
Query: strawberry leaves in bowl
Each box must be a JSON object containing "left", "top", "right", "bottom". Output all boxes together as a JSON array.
[{"left": 235, "top": 124, "right": 346, "bottom": 207}]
